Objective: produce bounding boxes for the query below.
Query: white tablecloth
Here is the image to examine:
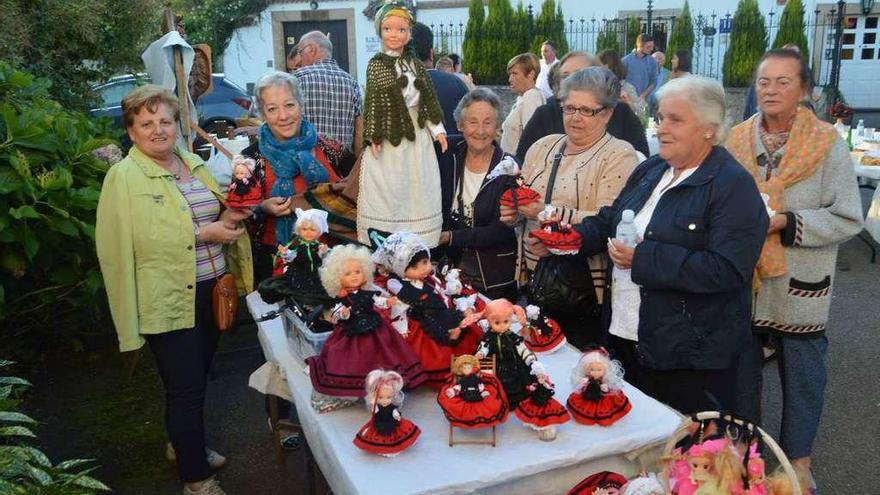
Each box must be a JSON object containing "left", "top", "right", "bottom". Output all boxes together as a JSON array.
[
  {"left": 851, "top": 153, "right": 880, "bottom": 242},
  {"left": 248, "top": 293, "right": 683, "bottom": 495}
]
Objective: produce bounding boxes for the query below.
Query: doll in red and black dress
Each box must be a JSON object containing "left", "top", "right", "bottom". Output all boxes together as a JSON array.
[
  {"left": 437, "top": 354, "right": 509, "bottom": 429},
  {"left": 528, "top": 205, "right": 582, "bottom": 256},
  {"left": 515, "top": 363, "right": 570, "bottom": 441},
  {"left": 353, "top": 370, "right": 420, "bottom": 456},
  {"left": 226, "top": 155, "right": 263, "bottom": 208},
  {"left": 523, "top": 304, "right": 567, "bottom": 354},
  {"left": 372, "top": 232, "right": 483, "bottom": 387},
  {"left": 305, "top": 244, "right": 427, "bottom": 399},
  {"left": 494, "top": 156, "right": 541, "bottom": 209},
  {"left": 566, "top": 348, "right": 631, "bottom": 426}
]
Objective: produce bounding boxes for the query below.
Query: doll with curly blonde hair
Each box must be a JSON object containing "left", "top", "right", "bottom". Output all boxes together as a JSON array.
[
  {"left": 305, "top": 245, "right": 427, "bottom": 399},
  {"left": 353, "top": 369, "right": 421, "bottom": 456}
]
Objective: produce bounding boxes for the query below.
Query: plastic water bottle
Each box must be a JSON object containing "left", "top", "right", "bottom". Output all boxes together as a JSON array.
[
  {"left": 616, "top": 209, "right": 638, "bottom": 248},
  {"left": 856, "top": 119, "right": 865, "bottom": 139}
]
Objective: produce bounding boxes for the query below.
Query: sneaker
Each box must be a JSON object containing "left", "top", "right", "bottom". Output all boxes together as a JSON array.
[
  {"left": 183, "top": 477, "right": 226, "bottom": 495},
  {"left": 281, "top": 432, "right": 304, "bottom": 451},
  {"left": 166, "top": 443, "right": 227, "bottom": 470}
]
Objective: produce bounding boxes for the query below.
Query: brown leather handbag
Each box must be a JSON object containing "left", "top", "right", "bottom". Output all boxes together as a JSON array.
[{"left": 205, "top": 243, "right": 239, "bottom": 332}]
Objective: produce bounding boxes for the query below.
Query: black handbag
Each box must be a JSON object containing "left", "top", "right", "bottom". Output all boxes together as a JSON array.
[{"left": 526, "top": 140, "right": 598, "bottom": 319}]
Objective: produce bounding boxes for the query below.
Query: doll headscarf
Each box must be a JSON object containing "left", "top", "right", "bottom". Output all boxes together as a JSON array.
[
  {"left": 294, "top": 208, "right": 329, "bottom": 236},
  {"left": 370, "top": 231, "right": 428, "bottom": 278},
  {"left": 374, "top": 0, "right": 414, "bottom": 36}
]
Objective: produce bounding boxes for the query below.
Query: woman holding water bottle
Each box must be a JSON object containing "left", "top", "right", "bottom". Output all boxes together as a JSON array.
[{"left": 531, "top": 76, "right": 767, "bottom": 414}]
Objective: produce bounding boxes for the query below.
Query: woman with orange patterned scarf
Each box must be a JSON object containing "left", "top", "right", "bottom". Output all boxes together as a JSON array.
[{"left": 727, "top": 49, "right": 863, "bottom": 488}]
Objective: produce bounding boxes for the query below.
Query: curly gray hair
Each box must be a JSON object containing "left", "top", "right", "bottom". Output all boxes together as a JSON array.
[
  {"left": 254, "top": 71, "right": 304, "bottom": 116},
  {"left": 559, "top": 66, "right": 620, "bottom": 110},
  {"left": 453, "top": 87, "right": 504, "bottom": 128}
]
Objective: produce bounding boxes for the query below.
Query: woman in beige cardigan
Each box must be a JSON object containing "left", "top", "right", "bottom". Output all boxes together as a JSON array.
[{"left": 501, "top": 67, "right": 639, "bottom": 348}]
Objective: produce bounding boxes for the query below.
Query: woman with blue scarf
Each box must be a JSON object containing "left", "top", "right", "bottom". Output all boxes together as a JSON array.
[{"left": 243, "top": 71, "right": 341, "bottom": 281}]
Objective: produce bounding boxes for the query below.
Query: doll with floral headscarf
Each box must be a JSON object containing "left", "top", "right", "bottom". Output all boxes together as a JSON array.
[
  {"left": 304, "top": 244, "right": 427, "bottom": 399},
  {"left": 357, "top": 0, "right": 448, "bottom": 248},
  {"left": 226, "top": 155, "right": 262, "bottom": 208},
  {"left": 372, "top": 232, "right": 483, "bottom": 387},
  {"left": 353, "top": 369, "right": 421, "bottom": 456},
  {"left": 567, "top": 348, "right": 631, "bottom": 426}
]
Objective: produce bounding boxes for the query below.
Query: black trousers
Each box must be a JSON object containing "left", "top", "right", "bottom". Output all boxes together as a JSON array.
[
  {"left": 146, "top": 279, "right": 220, "bottom": 483},
  {"left": 639, "top": 365, "right": 738, "bottom": 415}
]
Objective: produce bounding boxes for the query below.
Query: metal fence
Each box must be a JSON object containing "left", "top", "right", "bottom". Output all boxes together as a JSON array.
[{"left": 430, "top": 6, "right": 844, "bottom": 87}]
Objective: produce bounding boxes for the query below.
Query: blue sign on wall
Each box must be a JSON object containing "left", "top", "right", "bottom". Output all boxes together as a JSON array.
[{"left": 719, "top": 18, "right": 733, "bottom": 34}]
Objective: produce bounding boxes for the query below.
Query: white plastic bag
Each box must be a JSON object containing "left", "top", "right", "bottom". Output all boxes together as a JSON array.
[{"left": 205, "top": 145, "right": 232, "bottom": 188}]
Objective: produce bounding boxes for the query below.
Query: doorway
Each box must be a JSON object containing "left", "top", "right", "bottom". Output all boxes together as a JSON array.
[{"left": 283, "top": 20, "right": 351, "bottom": 74}]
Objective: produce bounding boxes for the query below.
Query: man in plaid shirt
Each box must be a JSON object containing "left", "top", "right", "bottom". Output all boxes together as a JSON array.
[{"left": 294, "top": 31, "right": 363, "bottom": 154}]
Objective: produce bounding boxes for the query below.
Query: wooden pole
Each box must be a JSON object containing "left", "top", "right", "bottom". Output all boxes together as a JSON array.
[{"left": 163, "top": 8, "right": 194, "bottom": 151}]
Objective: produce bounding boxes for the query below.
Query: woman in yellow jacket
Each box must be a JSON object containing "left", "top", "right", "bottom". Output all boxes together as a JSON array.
[{"left": 96, "top": 86, "right": 252, "bottom": 495}]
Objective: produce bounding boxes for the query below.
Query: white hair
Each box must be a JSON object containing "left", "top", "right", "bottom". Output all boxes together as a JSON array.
[
  {"left": 364, "top": 369, "right": 405, "bottom": 411},
  {"left": 318, "top": 244, "right": 375, "bottom": 297},
  {"left": 571, "top": 350, "right": 626, "bottom": 392},
  {"left": 254, "top": 71, "right": 304, "bottom": 116},
  {"left": 299, "top": 30, "right": 333, "bottom": 57},
  {"left": 655, "top": 75, "right": 728, "bottom": 144}
]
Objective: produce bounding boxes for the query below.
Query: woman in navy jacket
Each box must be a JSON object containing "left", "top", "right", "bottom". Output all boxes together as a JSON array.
[
  {"left": 437, "top": 89, "right": 518, "bottom": 301},
  {"left": 533, "top": 77, "right": 768, "bottom": 413}
]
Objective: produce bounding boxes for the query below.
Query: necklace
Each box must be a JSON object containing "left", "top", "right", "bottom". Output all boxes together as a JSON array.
[{"left": 170, "top": 156, "right": 185, "bottom": 181}]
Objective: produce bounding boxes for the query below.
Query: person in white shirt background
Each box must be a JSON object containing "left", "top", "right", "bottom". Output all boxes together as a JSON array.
[
  {"left": 501, "top": 53, "right": 545, "bottom": 155},
  {"left": 536, "top": 40, "right": 559, "bottom": 100}
]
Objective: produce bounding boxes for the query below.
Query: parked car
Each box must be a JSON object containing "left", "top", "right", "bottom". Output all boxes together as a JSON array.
[{"left": 90, "top": 73, "right": 255, "bottom": 139}]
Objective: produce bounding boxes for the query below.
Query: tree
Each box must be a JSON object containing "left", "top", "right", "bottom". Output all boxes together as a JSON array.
[
  {"left": 512, "top": 2, "right": 533, "bottom": 54},
  {"left": 722, "top": 0, "right": 768, "bottom": 87},
  {"left": 481, "top": 0, "right": 517, "bottom": 84},
  {"left": 530, "top": 0, "right": 569, "bottom": 55},
  {"left": 772, "top": 0, "right": 809, "bottom": 61},
  {"left": 177, "top": 0, "right": 272, "bottom": 66},
  {"left": 666, "top": 0, "right": 695, "bottom": 69},
  {"left": 596, "top": 20, "right": 622, "bottom": 53},
  {"left": 625, "top": 15, "right": 642, "bottom": 53},
  {"left": 461, "top": 0, "right": 485, "bottom": 81}
]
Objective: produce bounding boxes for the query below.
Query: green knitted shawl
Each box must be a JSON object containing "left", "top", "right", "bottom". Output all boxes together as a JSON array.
[{"left": 362, "top": 51, "right": 444, "bottom": 147}]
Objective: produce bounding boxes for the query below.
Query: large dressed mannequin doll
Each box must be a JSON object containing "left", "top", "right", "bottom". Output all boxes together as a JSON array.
[
  {"left": 304, "top": 244, "right": 426, "bottom": 399},
  {"left": 357, "top": 1, "right": 447, "bottom": 248},
  {"left": 372, "top": 232, "right": 483, "bottom": 387},
  {"left": 566, "top": 348, "right": 631, "bottom": 426},
  {"left": 475, "top": 299, "right": 546, "bottom": 408},
  {"left": 353, "top": 369, "right": 421, "bottom": 456}
]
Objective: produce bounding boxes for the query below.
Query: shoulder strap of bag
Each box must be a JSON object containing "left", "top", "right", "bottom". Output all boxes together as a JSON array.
[{"left": 543, "top": 139, "right": 567, "bottom": 205}]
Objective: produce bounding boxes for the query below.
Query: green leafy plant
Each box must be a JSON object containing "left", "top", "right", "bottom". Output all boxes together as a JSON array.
[
  {"left": 178, "top": 0, "right": 272, "bottom": 64},
  {"left": 530, "top": 0, "right": 569, "bottom": 55},
  {"left": 666, "top": 0, "right": 695, "bottom": 69},
  {"left": 596, "top": 22, "right": 622, "bottom": 53},
  {"left": 512, "top": 2, "right": 533, "bottom": 55},
  {"left": 461, "top": 0, "right": 485, "bottom": 81},
  {"left": 722, "top": 0, "right": 768, "bottom": 87},
  {"left": 0, "top": 62, "right": 115, "bottom": 356},
  {"left": 625, "top": 15, "right": 642, "bottom": 53},
  {"left": 0, "top": 359, "right": 110, "bottom": 494},
  {"left": 771, "top": 0, "right": 809, "bottom": 61}
]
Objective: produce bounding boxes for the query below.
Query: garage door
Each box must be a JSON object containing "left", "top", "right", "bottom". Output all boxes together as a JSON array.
[{"left": 839, "top": 14, "right": 880, "bottom": 108}]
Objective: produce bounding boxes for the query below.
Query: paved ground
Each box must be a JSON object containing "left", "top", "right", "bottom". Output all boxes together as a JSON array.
[{"left": 25, "top": 191, "right": 880, "bottom": 494}]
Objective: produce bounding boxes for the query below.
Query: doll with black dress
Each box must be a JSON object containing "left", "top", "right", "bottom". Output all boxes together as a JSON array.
[
  {"left": 514, "top": 363, "right": 570, "bottom": 441},
  {"left": 372, "top": 232, "right": 483, "bottom": 387},
  {"left": 567, "top": 348, "right": 631, "bottom": 426},
  {"left": 305, "top": 244, "right": 427, "bottom": 400},
  {"left": 523, "top": 304, "right": 567, "bottom": 354},
  {"left": 475, "top": 298, "right": 547, "bottom": 408},
  {"left": 437, "top": 354, "right": 508, "bottom": 429},
  {"left": 353, "top": 369, "right": 421, "bottom": 456}
]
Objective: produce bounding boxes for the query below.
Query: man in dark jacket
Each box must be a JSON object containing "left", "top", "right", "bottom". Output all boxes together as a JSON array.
[
  {"left": 410, "top": 22, "right": 468, "bottom": 136},
  {"left": 515, "top": 51, "right": 650, "bottom": 163}
]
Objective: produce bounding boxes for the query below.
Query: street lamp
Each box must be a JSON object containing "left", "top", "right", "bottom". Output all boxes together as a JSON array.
[
  {"left": 646, "top": 0, "right": 654, "bottom": 36},
  {"left": 863, "top": 0, "right": 876, "bottom": 15}
]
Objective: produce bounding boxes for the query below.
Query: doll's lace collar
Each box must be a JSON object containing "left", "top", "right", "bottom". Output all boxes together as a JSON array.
[{"left": 383, "top": 48, "right": 402, "bottom": 57}]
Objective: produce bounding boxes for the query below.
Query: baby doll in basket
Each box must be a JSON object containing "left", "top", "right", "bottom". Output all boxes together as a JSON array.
[
  {"left": 225, "top": 155, "right": 262, "bottom": 208},
  {"left": 566, "top": 348, "right": 631, "bottom": 426},
  {"left": 353, "top": 369, "right": 420, "bottom": 456}
]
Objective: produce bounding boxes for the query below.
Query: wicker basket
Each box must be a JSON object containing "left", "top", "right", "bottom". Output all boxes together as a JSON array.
[{"left": 659, "top": 411, "right": 802, "bottom": 495}]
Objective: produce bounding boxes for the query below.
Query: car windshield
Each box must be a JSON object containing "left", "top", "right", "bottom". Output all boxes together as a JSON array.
[{"left": 98, "top": 80, "right": 137, "bottom": 108}]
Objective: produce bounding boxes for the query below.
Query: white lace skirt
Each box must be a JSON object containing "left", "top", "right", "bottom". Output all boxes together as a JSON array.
[{"left": 357, "top": 109, "right": 442, "bottom": 248}]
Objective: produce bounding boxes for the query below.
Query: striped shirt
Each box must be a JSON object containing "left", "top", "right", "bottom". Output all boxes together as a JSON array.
[{"left": 177, "top": 177, "right": 226, "bottom": 282}]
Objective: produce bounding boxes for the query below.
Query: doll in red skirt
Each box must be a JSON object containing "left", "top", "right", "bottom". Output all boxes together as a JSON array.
[
  {"left": 226, "top": 155, "right": 262, "bottom": 208},
  {"left": 305, "top": 244, "right": 427, "bottom": 399},
  {"left": 514, "top": 363, "right": 570, "bottom": 441},
  {"left": 566, "top": 348, "right": 631, "bottom": 426},
  {"left": 523, "top": 304, "right": 567, "bottom": 354},
  {"left": 492, "top": 156, "right": 541, "bottom": 209},
  {"left": 437, "top": 354, "right": 509, "bottom": 429},
  {"left": 353, "top": 370, "right": 421, "bottom": 456},
  {"left": 529, "top": 205, "right": 582, "bottom": 255}
]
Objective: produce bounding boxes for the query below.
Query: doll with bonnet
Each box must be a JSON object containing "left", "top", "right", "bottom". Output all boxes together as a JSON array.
[
  {"left": 437, "top": 354, "right": 509, "bottom": 429},
  {"left": 273, "top": 208, "right": 330, "bottom": 302},
  {"left": 226, "top": 155, "right": 262, "bottom": 208},
  {"left": 513, "top": 362, "right": 570, "bottom": 441},
  {"left": 304, "top": 244, "right": 427, "bottom": 399},
  {"left": 567, "top": 348, "right": 631, "bottom": 426},
  {"left": 372, "top": 232, "right": 483, "bottom": 387},
  {"left": 475, "top": 298, "right": 546, "bottom": 408},
  {"left": 353, "top": 369, "right": 421, "bottom": 456},
  {"left": 357, "top": 0, "right": 448, "bottom": 248}
]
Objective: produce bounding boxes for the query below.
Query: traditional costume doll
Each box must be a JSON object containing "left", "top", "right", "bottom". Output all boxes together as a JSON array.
[
  {"left": 475, "top": 299, "right": 547, "bottom": 408},
  {"left": 353, "top": 369, "right": 421, "bottom": 456},
  {"left": 357, "top": 1, "right": 448, "bottom": 248},
  {"left": 566, "top": 348, "right": 632, "bottom": 426},
  {"left": 528, "top": 205, "right": 582, "bottom": 255},
  {"left": 226, "top": 155, "right": 262, "bottom": 207},
  {"left": 523, "top": 304, "right": 567, "bottom": 353},
  {"left": 568, "top": 471, "right": 629, "bottom": 495},
  {"left": 305, "top": 244, "right": 427, "bottom": 399},
  {"left": 437, "top": 354, "right": 509, "bottom": 429},
  {"left": 372, "top": 232, "right": 483, "bottom": 387},
  {"left": 494, "top": 157, "right": 541, "bottom": 209},
  {"left": 514, "top": 363, "right": 570, "bottom": 441}
]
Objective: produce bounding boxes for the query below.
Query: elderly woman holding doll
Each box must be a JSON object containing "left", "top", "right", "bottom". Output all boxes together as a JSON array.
[
  {"left": 500, "top": 66, "right": 639, "bottom": 349},
  {"left": 96, "top": 85, "right": 253, "bottom": 495},
  {"left": 533, "top": 76, "right": 768, "bottom": 414}
]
